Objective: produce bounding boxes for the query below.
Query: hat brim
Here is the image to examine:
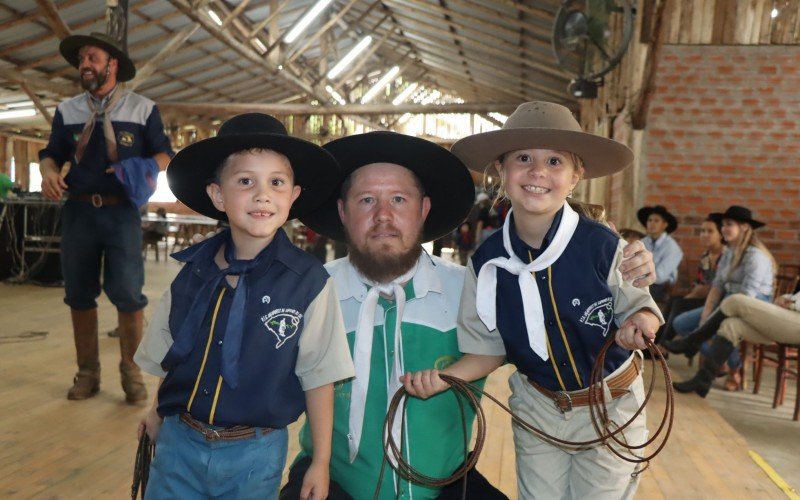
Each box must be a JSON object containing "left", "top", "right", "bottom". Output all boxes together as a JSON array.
[
  {"left": 637, "top": 207, "right": 678, "bottom": 233},
  {"left": 60, "top": 35, "right": 136, "bottom": 82},
  {"left": 450, "top": 128, "right": 633, "bottom": 179},
  {"left": 167, "top": 134, "right": 340, "bottom": 221},
  {"left": 300, "top": 132, "right": 475, "bottom": 243},
  {"left": 709, "top": 212, "right": 765, "bottom": 229}
]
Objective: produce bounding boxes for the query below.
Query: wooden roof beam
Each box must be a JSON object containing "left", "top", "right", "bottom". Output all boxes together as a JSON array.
[
  {"left": 19, "top": 82, "right": 53, "bottom": 124},
  {"left": 285, "top": 0, "right": 361, "bottom": 66},
  {"left": 128, "top": 24, "right": 200, "bottom": 90},
  {"left": 159, "top": 101, "right": 519, "bottom": 116},
  {"left": 34, "top": 0, "right": 72, "bottom": 39}
]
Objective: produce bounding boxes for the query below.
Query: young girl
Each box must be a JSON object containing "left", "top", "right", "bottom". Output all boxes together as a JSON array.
[{"left": 402, "top": 101, "right": 663, "bottom": 499}]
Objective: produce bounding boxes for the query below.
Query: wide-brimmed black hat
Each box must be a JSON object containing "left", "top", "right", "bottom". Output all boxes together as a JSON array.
[
  {"left": 637, "top": 205, "right": 678, "bottom": 233},
  {"left": 300, "top": 132, "right": 475, "bottom": 243},
  {"left": 709, "top": 205, "right": 765, "bottom": 229},
  {"left": 167, "top": 113, "right": 340, "bottom": 221},
  {"left": 60, "top": 32, "right": 136, "bottom": 82}
]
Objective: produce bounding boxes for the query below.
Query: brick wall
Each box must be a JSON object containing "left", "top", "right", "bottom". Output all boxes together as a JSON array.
[{"left": 645, "top": 45, "right": 800, "bottom": 279}]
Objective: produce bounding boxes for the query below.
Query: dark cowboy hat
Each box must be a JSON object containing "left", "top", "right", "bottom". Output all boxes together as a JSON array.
[
  {"left": 167, "top": 113, "right": 340, "bottom": 221},
  {"left": 450, "top": 101, "right": 633, "bottom": 178},
  {"left": 709, "top": 205, "right": 766, "bottom": 229},
  {"left": 60, "top": 32, "right": 136, "bottom": 82},
  {"left": 637, "top": 205, "right": 678, "bottom": 233},
  {"left": 300, "top": 131, "right": 475, "bottom": 243}
]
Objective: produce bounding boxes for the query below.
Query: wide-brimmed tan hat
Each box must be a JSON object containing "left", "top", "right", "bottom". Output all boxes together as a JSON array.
[{"left": 450, "top": 101, "right": 633, "bottom": 179}]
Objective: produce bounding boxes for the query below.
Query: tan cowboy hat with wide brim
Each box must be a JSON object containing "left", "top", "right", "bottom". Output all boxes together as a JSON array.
[
  {"left": 450, "top": 101, "right": 633, "bottom": 179},
  {"left": 60, "top": 32, "right": 136, "bottom": 82}
]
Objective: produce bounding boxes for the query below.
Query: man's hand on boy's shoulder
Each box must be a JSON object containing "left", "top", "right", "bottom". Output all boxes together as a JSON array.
[{"left": 619, "top": 239, "right": 656, "bottom": 288}]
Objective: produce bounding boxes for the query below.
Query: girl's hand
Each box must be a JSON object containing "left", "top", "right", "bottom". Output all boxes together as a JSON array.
[
  {"left": 401, "top": 370, "right": 449, "bottom": 399},
  {"left": 616, "top": 310, "right": 659, "bottom": 350}
]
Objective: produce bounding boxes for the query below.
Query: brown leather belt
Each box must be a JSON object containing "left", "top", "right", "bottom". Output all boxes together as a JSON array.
[
  {"left": 179, "top": 413, "right": 275, "bottom": 441},
  {"left": 528, "top": 357, "right": 642, "bottom": 413},
  {"left": 68, "top": 193, "right": 125, "bottom": 207}
]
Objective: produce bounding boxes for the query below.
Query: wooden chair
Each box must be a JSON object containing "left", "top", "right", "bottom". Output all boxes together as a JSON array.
[
  {"left": 142, "top": 232, "right": 166, "bottom": 261},
  {"left": 746, "top": 266, "right": 800, "bottom": 416}
]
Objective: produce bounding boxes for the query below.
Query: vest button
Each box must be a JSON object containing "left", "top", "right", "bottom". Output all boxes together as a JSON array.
[
  {"left": 218, "top": 340, "right": 223, "bottom": 345},
  {"left": 203, "top": 389, "right": 209, "bottom": 395}
]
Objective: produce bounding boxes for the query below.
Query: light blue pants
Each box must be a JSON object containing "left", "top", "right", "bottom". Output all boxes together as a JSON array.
[{"left": 145, "top": 416, "right": 288, "bottom": 499}]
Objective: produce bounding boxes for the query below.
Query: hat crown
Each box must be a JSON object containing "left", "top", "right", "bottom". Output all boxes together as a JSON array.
[
  {"left": 218, "top": 113, "right": 287, "bottom": 137},
  {"left": 502, "top": 101, "right": 583, "bottom": 133},
  {"left": 84, "top": 32, "right": 124, "bottom": 53},
  {"left": 724, "top": 205, "right": 753, "bottom": 220}
]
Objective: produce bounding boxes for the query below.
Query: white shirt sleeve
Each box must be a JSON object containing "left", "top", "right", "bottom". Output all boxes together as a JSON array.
[
  {"left": 134, "top": 289, "right": 173, "bottom": 378},
  {"left": 457, "top": 259, "right": 508, "bottom": 356},
  {"left": 295, "top": 277, "right": 355, "bottom": 390},
  {"left": 609, "top": 240, "right": 665, "bottom": 325}
]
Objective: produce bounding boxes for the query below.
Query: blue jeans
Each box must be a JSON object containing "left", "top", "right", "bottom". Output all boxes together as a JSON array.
[
  {"left": 146, "top": 416, "right": 288, "bottom": 499},
  {"left": 60, "top": 200, "right": 147, "bottom": 311}
]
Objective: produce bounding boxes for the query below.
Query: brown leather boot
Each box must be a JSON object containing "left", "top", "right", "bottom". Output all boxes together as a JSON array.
[
  {"left": 67, "top": 308, "right": 100, "bottom": 400},
  {"left": 118, "top": 310, "right": 148, "bottom": 404}
]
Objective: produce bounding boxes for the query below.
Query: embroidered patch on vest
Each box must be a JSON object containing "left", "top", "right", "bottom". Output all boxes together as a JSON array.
[
  {"left": 579, "top": 297, "right": 613, "bottom": 336},
  {"left": 117, "top": 130, "right": 134, "bottom": 147},
  {"left": 261, "top": 308, "right": 302, "bottom": 348}
]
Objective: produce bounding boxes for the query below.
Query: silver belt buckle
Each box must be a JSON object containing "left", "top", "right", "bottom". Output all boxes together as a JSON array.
[
  {"left": 554, "top": 391, "right": 573, "bottom": 413},
  {"left": 203, "top": 427, "right": 221, "bottom": 441},
  {"left": 91, "top": 193, "right": 103, "bottom": 208}
]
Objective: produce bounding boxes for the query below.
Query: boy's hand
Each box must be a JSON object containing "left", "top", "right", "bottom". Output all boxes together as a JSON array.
[
  {"left": 137, "top": 405, "right": 163, "bottom": 442},
  {"left": 401, "top": 370, "right": 449, "bottom": 399},
  {"left": 616, "top": 310, "right": 659, "bottom": 350},
  {"left": 300, "top": 460, "right": 329, "bottom": 500},
  {"left": 619, "top": 240, "right": 656, "bottom": 287}
]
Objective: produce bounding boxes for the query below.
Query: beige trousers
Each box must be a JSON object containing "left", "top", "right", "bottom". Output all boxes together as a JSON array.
[
  {"left": 508, "top": 355, "right": 648, "bottom": 500},
  {"left": 718, "top": 294, "right": 800, "bottom": 345}
]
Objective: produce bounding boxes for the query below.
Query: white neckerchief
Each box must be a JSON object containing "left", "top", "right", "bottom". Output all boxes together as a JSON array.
[
  {"left": 475, "top": 202, "right": 579, "bottom": 361},
  {"left": 348, "top": 259, "right": 418, "bottom": 463}
]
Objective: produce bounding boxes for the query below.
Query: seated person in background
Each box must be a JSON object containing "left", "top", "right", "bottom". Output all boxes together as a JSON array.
[
  {"left": 638, "top": 205, "right": 683, "bottom": 303},
  {"left": 454, "top": 221, "right": 474, "bottom": 265},
  {"left": 670, "top": 290, "right": 799, "bottom": 398},
  {"left": 142, "top": 207, "right": 168, "bottom": 243},
  {"left": 656, "top": 215, "right": 726, "bottom": 347},
  {"left": 664, "top": 206, "right": 777, "bottom": 396}
]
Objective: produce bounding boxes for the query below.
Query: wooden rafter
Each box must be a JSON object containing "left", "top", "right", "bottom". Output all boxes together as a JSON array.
[
  {"left": 19, "top": 82, "right": 53, "bottom": 124},
  {"left": 128, "top": 24, "right": 200, "bottom": 90},
  {"left": 34, "top": 0, "right": 72, "bottom": 39}
]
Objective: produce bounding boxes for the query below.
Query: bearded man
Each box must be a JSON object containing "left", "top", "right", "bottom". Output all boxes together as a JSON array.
[
  {"left": 279, "top": 132, "right": 658, "bottom": 499},
  {"left": 39, "top": 32, "right": 173, "bottom": 403}
]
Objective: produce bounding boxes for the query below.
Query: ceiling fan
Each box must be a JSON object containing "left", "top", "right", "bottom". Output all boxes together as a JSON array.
[{"left": 552, "top": 0, "right": 635, "bottom": 98}]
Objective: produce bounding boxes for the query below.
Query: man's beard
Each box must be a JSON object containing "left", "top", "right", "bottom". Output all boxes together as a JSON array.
[
  {"left": 80, "top": 64, "right": 109, "bottom": 92},
  {"left": 345, "top": 228, "right": 424, "bottom": 284}
]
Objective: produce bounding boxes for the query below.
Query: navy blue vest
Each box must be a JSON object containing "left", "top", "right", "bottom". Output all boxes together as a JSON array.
[
  {"left": 471, "top": 214, "right": 630, "bottom": 391},
  {"left": 158, "top": 229, "right": 329, "bottom": 428}
]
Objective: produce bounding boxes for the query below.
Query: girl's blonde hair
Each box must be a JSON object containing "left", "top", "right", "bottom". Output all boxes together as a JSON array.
[{"left": 727, "top": 222, "right": 777, "bottom": 283}]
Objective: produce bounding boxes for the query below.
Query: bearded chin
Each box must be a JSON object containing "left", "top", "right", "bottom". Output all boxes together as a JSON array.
[
  {"left": 345, "top": 230, "right": 424, "bottom": 284},
  {"left": 80, "top": 66, "right": 108, "bottom": 92}
]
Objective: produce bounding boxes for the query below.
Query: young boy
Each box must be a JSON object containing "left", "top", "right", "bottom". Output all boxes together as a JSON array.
[{"left": 135, "top": 113, "right": 354, "bottom": 499}]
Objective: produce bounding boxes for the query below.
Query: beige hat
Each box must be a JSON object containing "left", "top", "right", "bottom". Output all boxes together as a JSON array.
[{"left": 450, "top": 101, "right": 633, "bottom": 179}]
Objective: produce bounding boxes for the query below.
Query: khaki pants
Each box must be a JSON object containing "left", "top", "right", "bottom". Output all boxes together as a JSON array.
[
  {"left": 719, "top": 294, "right": 800, "bottom": 345},
  {"left": 508, "top": 355, "right": 647, "bottom": 500}
]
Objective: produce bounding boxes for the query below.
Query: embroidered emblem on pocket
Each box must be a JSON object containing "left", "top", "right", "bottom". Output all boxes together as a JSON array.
[
  {"left": 117, "top": 130, "right": 134, "bottom": 147},
  {"left": 261, "top": 308, "right": 302, "bottom": 348}
]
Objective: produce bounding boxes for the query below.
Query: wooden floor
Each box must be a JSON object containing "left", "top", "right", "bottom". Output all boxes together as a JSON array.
[{"left": 0, "top": 257, "right": 790, "bottom": 499}]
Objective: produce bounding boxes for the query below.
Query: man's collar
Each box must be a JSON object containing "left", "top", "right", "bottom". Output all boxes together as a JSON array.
[
  {"left": 334, "top": 251, "right": 443, "bottom": 303},
  {"left": 87, "top": 84, "right": 120, "bottom": 107}
]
